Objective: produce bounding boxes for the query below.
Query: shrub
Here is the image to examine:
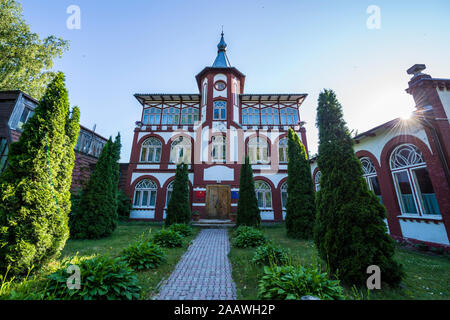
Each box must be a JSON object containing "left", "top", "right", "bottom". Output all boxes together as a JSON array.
[
  {"left": 232, "top": 227, "right": 267, "bottom": 248},
  {"left": 165, "top": 163, "right": 191, "bottom": 226},
  {"left": 152, "top": 229, "right": 184, "bottom": 248},
  {"left": 44, "top": 255, "right": 141, "bottom": 300},
  {"left": 314, "top": 89, "right": 403, "bottom": 286},
  {"left": 117, "top": 190, "right": 131, "bottom": 221},
  {"left": 258, "top": 265, "right": 345, "bottom": 300},
  {"left": 121, "top": 239, "right": 166, "bottom": 270},
  {"left": 0, "top": 73, "right": 80, "bottom": 277},
  {"left": 252, "top": 243, "right": 290, "bottom": 266},
  {"left": 415, "top": 242, "right": 429, "bottom": 252},
  {"left": 236, "top": 156, "right": 261, "bottom": 227},
  {"left": 168, "top": 224, "right": 193, "bottom": 237}
]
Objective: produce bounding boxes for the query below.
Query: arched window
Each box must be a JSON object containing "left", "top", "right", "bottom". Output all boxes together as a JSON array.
[
  {"left": 133, "top": 179, "right": 157, "bottom": 208},
  {"left": 280, "top": 107, "right": 299, "bottom": 125},
  {"left": 181, "top": 107, "right": 199, "bottom": 125},
  {"left": 140, "top": 138, "right": 162, "bottom": 163},
  {"left": 390, "top": 144, "right": 440, "bottom": 215},
  {"left": 242, "top": 107, "right": 260, "bottom": 125},
  {"left": 261, "top": 107, "right": 280, "bottom": 125},
  {"left": 279, "top": 138, "right": 288, "bottom": 163},
  {"left": 360, "top": 157, "right": 382, "bottom": 203},
  {"left": 170, "top": 136, "right": 191, "bottom": 164},
  {"left": 143, "top": 107, "right": 162, "bottom": 125},
  {"left": 162, "top": 107, "right": 180, "bottom": 125},
  {"left": 202, "top": 82, "right": 208, "bottom": 106},
  {"left": 166, "top": 181, "right": 174, "bottom": 207},
  {"left": 255, "top": 181, "right": 272, "bottom": 209},
  {"left": 248, "top": 137, "right": 269, "bottom": 164},
  {"left": 213, "top": 101, "right": 227, "bottom": 120},
  {"left": 281, "top": 182, "right": 288, "bottom": 210},
  {"left": 212, "top": 135, "right": 226, "bottom": 161},
  {"left": 314, "top": 171, "right": 321, "bottom": 191}
]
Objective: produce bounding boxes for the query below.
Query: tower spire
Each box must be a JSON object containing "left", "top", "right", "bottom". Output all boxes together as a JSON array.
[{"left": 212, "top": 29, "right": 231, "bottom": 68}]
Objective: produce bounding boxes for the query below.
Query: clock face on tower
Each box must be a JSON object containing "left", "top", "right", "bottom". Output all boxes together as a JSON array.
[{"left": 214, "top": 81, "right": 226, "bottom": 91}]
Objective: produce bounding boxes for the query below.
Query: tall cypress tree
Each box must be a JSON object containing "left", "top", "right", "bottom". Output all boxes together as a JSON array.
[
  {"left": 165, "top": 163, "right": 191, "bottom": 226},
  {"left": 314, "top": 89, "right": 403, "bottom": 286},
  {"left": 70, "top": 133, "right": 121, "bottom": 239},
  {"left": 285, "top": 128, "right": 315, "bottom": 239},
  {"left": 236, "top": 156, "right": 260, "bottom": 227},
  {"left": 0, "top": 72, "right": 80, "bottom": 276}
]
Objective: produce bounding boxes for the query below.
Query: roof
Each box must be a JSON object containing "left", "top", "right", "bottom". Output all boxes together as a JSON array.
[
  {"left": 353, "top": 118, "right": 400, "bottom": 141},
  {"left": 0, "top": 90, "right": 38, "bottom": 104},
  {"left": 134, "top": 93, "right": 201, "bottom": 105},
  {"left": 79, "top": 125, "right": 108, "bottom": 142},
  {"left": 241, "top": 94, "right": 308, "bottom": 104},
  {"left": 212, "top": 32, "right": 231, "bottom": 68}
]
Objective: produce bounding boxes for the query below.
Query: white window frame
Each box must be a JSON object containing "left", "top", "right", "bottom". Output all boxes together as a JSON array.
[
  {"left": 360, "top": 157, "right": 382, "bottom": 203},
  {"left": 143, "top": 107, "right": 162, "bottom": 125},
  {"left": 165, "top": 181, "right": 174, "bottom": 208},
  {"left": 213, "top": 101, "right": 227, "bottom": 120},
  {"left": 211, "top": 135, "right": 226, "bottom": 162},
  {"left": 133, "top": 179, "right": 158, "bottom": 209},
  {"left": 281, "top": 182, "right": 288, "bottom": 210},
  {"left": 170, "top": 136, "right": 191, "bottom": 164},
  {"left": 181, "top": 107, "right": 199, "bottom": 125},
  {"left": 140, "top": 138, "right": 162, "bottom": 163},
  {"left": 248, "top": 137, "right": 269, "bottom": 164},
  {"left": 242, "top": 107, "right": 260, "bottom": 125},
  {"left": 255, "top": 181, "right": 272, "bottom": 209},
  {"left": 280, "top": 107, "right": 299, "bottom": 125},
  {"left": 279, "top": 138, "right": 288, "bottom": 163}
]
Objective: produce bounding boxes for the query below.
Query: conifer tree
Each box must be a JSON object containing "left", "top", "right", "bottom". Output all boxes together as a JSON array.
[
  {"left": 285, "top": 128, "right": 315, "bottom": 239},
  {"left": 0, "top": 72, "right": 80, "bottom": 276},
  {"left": 314, "top": 89, "right": 403, "bottom": 286},
  {"left": 165, "top": 163, "right": 191, "bottom": 226},
  {"left": 236, "top": 156, "right": 260, "bottom": 227},
  {"left": 69, "top": 133, "right": 121, "bottom": 239}
]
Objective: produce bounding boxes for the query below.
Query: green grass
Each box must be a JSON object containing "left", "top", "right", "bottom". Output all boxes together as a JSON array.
[
  {"left": 1, "top": 221, "right": 199, "bottom": 300},
  {"left": 228, "top": 223, "right": 450, "bottom": 300}
]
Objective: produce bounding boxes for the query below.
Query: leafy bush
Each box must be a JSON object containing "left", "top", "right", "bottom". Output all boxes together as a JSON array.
[
  {"left": 44, "top": 255, "right": 141, "bottom": 300},
  {"left": 165, "top": 163, "right": 191, "bottom": 226},
  {"left": 121, "top": 239, "right": 166, "bottom": 270},
  {"left": 252, "top": 243, "right": 290, "bottom": 266},
  {"left": 236, "top": 156, "right": 261, "bottom": 227},
  {"left": 258, "top": 265, "right": 345, "bottom": 300},
  {"left": 168, "top": 224, "right": 193, "bottom": 237},
  {"left": 232, "top": 227, "right": 267, "bottom": 248},
  {"left": 151, "top": 229, "right": 184, "bottom": 248},
  {"left": 117, "top": 190, "right": 131, "bottom": 221}
]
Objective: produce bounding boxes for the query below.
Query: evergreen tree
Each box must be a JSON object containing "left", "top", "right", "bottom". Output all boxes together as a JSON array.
[
  {"left": 236, "top": 156, "right": 260, "bottom": 227},
  {"left": 0, "top": 72, "right": 80, "bottom": 276},
  {"left": 69, "top": 133, "right": 121, "bottom": 239},
  {"left": 314, "top": 89, "right": 403, "bottom": 286},
  {"left": 165, "top": 163, "right": 191, "bottom": 226},
  {"left": 285, "top": 128, "right": 315, "bottom": 239}
]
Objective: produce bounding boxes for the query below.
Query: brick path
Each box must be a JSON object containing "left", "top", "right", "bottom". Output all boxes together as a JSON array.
[{"left": 154, "top": 228, "right": 237, "bottom": 300}]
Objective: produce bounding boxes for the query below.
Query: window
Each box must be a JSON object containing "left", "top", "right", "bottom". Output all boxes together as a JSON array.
[
  {"left": 17, "top": 107, "right": 35, "bottom": 130},
  {"left": 202, "top": 82, "right": 208, "bottom": 106},
  {"left": 162, "top": 107, "right": 180, "bottom": 125},
  {"left": 215, "top": 81, "right": 226, "bottom": 91},
  {"left": 140, "top": 138, "right": 162, "bottom": 163},
  {"left": 170, "top": 136, "right": 191, "bottom": 164},
  {"left": 248, "top": 137, "right": 269, "bottom": 164},
  {"left": 280, "top": 108, "right": 299, "bottom": 125},
  {"left": 166, "top": 181, "right": 174, "bottom": 207},
  {"left": 213, "top": 101, "right": 227, "bottom": 120},
  {"left": 181, "top": 107, "right": 199, "bottom": 125},
  {"left": 279, "top": 138, "right": 288, "bottom": 163},
  {"left": 261, "top": 107, "right": 280, "bottom": 125},
  {"left": 390, "top": 144, "right": 441, "bottom": 215},
  {"left": 255, "top": 181, "right": 272, "bottom": 209},
  {"left": 314, "top": 171, "right": 321, "bottom": 191},
  {"left": 360, "top": 157, "right": 382, "bottom": 203},
  {"left": 143, "top": 107, "right": 162, "bottom": 125},
  {"left": 0, "top": 138, "right": 9, "bottom": 173},
  {"left": 133, "top": 179, "right": 157, "bottom": 208},
  {"left": 212, "top": 135, "right": 226, "bottom": 161},
  {"left": 242, "top": 107, "right": 260, "bottom": 125},
  {"left": 281, "top": 182, "right": 288, "bottom": 210}
]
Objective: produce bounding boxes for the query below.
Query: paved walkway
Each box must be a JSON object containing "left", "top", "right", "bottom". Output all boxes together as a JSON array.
[{"left": 154, "top": 228, "right": 237, "bottom": 300}]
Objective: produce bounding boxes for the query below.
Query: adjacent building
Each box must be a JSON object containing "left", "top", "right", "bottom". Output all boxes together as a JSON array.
[
  {"left": 311, "top": 65, "right": 450, "bottom": 247},
  {"left": 124, "top": 33, "right": 308, "bottom": 221}
]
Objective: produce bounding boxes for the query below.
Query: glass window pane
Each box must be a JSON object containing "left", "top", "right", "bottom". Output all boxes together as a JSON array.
[
  {"left": 148, "top": 148, "right": 154, "bottom": 162},
  {"left": 140, "top": 148, "right": 147, "bottom": 162},
  {"left": 413, "top": 168, "right": 441, "bottom": 215},
  {"left": 134, "top": 191, "right": 141, "bottom": 206},
  {"left": 142, "top": 191, "right": 149, "bottom": 206},
  {"left": 394, "top": 171, "right": 417, "bottom": 214},
  {"left": 150, "top": 191, "right": 156, "bottom": 206},
  {"left": 155, "top": 148, "right": 161, "bottom": 162}
]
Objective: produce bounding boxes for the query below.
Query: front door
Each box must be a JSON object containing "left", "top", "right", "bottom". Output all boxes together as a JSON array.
[{"left": 205, "top": 185, "right": 231, "bottom": 219}]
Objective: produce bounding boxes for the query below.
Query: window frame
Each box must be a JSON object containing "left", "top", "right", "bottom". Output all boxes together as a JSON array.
[
  {"left": 133, "top": 179, "right": 158, "bottom": 209},
  {"left": 255, "top": 181, "right": 272, "bottom": 210},
  {"left": 248, "top": 137, "right": 270, "bottom": 164},
  {"left": 211, "top": 135, "right": 226, "bottom": 162},
  {"left": 279, "top": 138, "right": 288, "bottom": 163},
  {"left": 170, "top": 136, "right": 192, "bottom": 164},
  {"left": 213, "top": 101, "right": 227, "bottom": 121},
  {"left": 140, "top": 137, "right": 162, "bottom": 163}
]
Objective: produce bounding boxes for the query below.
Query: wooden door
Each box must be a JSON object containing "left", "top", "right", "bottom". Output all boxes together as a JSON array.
[{"left": 206, "top": 185, "right": 231, "bottom": 219}]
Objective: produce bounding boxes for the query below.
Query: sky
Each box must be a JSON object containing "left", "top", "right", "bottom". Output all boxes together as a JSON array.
[{"left": 20, "top": 0, "right": 450, "bottom": 161}]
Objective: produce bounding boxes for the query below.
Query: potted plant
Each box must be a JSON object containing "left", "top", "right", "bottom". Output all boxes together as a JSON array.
[{"left": 192, "top": 211, "right": 200, "bottom": 222}]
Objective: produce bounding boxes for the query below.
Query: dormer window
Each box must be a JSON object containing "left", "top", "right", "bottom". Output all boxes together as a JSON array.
[{"left": 213, "top": 101, "right": 227, "bottom": 120}]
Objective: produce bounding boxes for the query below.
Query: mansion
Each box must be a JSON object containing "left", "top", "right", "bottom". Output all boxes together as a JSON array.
[{"left": 124, "top": 33, "right": 308, "bottom": 222}]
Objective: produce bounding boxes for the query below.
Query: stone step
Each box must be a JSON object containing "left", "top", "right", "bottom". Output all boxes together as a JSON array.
[{"left": 191, "top": 219, "right": 236, "bottom": 228}]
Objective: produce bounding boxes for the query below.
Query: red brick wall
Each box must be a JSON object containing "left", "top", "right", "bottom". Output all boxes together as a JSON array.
[{"left": 71, "top": 152, "right": 100, "bottom": 192}]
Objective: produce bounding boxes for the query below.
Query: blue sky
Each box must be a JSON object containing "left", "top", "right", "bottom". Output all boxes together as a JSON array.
[{"left": 20, "top": 0, "right": 450, "bottom": 161}]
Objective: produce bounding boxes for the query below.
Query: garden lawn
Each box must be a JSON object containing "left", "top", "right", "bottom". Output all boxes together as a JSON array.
[
  {"left": 228, "top": 223, "right": 450, "bottom": 300},
  {"left": 62, "top": 221, "right": 199, "bottom": 299}
]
